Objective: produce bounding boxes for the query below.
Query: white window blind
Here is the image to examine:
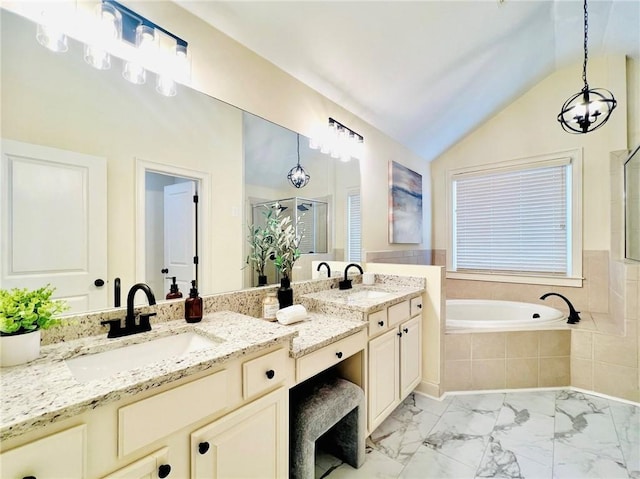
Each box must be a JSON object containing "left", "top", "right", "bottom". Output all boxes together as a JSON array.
[
  {"left": 453, "top": 163, "right": 569, "bottom": 275},
  {"left": 347, "top": 191, "right": 361, "bottom": 262}
]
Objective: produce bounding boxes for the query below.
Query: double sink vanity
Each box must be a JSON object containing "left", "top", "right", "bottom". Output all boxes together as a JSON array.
[{"left": 0, "top": 274, "right": 425, "bottom": 479}]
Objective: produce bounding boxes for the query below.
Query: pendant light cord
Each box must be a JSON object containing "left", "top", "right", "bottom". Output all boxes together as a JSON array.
[
  {"left": 582, "top": 0, "right": 589, "bottom": 90},
  {"left": 296, "top": 133, "right": 301, "bottom": 166}
]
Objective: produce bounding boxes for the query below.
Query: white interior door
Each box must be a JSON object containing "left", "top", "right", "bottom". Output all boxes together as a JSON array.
[
  {"left": 163, "top": 181, "right": 196, "bottom": 295},
  {"left": 1, "top": 139, "right": 107, "bottom": 312}
]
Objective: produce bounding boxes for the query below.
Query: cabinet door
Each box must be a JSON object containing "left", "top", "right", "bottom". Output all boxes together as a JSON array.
[
  {"left": 0, "top": 425, "right": 86, "bottom": 479},
  {"left": 368, "top": 328, "right": 399, "bottom": 432},
  {"left": 399, "top": 315, "right": 422, "bottom": 398},
  {"left": 191, "top": 387, "right": 288, "bottom": 479},
  {"left": 103, "top": 448, "right": 170, "bottom": 479}
]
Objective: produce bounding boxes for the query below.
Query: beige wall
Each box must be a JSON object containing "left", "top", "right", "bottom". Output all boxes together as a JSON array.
[{"left": 431, "top": 55, "right": 629, "bottom": 252}]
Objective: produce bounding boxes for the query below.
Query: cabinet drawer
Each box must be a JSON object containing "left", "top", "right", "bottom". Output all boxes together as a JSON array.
[
  {"left": 119, "top": 369, "right": 228, "bottom": 457},
  {"left": 388, "top": 300, "right": 410, "bottom": 327},
  {"left": 0, "top": 425, "right": 86, "bottom": 479},
  {"left": 410, "top": 296, "right": 423, "bottom": 317},
  {"left": 296, "top": 330, "right": 367, "bottom": 383},
  {"left": 243, "top": 348, "right": 288, "bottom": 400},
  {"left": 367, "top": 309, "right": 388, "bottom": 337}
]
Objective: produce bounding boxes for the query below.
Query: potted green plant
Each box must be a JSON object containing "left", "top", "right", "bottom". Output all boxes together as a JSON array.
[
  {"left": 0, "top": 285, "right": 68, "bottom": 367},
  {"left": 245, "top": 220, "right": 275, "bottom": 286},
  {"left": 267, "top": 203, "right": 302, "bottom": 308}
]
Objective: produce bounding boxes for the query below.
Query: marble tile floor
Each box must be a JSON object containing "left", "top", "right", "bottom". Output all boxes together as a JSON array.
[{"left": 315, "top": 389, "right": 640, "bottom": 479}]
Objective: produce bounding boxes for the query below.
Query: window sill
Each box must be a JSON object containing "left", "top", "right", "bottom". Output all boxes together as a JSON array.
[{"left": 446, "top": 271, "right": 583, "bottom": 288}]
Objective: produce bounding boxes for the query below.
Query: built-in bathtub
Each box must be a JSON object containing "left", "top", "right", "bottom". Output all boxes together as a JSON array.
[
  {"left": 447, "top": 299, "right": 566, "bottom": 331},
  {"left": 443, "top": 299, "right": 571, "bottom": 392}
]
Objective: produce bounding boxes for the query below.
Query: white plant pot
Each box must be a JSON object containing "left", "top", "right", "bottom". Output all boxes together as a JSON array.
[{"left": 0, "top": 329, "right": 41, "bottom": 367}]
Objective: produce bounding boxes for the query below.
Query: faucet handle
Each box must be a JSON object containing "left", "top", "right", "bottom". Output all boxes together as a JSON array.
[
  {"left": 138, "top": 313, "right": 156, "bottom": 330},
  {"left": 100, "top": 319, "right": 122, "bottom": 338}
]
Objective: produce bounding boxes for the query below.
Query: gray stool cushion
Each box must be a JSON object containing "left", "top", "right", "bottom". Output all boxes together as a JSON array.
[{"left": 290, "top": 375, "right": 366, "bottom": 479}]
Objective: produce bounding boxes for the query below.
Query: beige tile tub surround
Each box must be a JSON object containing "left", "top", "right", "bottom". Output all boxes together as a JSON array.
[{"left": 444, "top": 330, "right": 570, "bottom": 392}]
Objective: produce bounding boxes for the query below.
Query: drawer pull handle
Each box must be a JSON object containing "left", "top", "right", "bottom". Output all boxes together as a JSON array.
[
  {"left": 266, "top": 369, "right": 275, "bottom": 379},
  {"left": 403, "top": 327, "right": 409, "bottom": 334},
  {"left": 336, "top": 351, "right": 343, "bottom": 359},
  {"left": 199, "top": 441, "right": 210, "bottom": 455},
  {"left": 158, "top": 464, "right": 172, "bottom": 478},
  {"left": 378, "top": 320, "right": 384, "bottom": 326},
  {"left": 23, "top": 476, "right": 36, "bottom": 479}
]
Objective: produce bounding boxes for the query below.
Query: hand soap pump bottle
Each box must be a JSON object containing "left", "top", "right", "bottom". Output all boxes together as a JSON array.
[
  {"left": 185, "top": 280, "right": 203, "bottom": 323},
  {"left": 166, "top": 277, "right": 183, "bottom": 300}
]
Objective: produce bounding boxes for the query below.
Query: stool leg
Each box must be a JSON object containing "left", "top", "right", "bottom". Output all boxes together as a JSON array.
[
  {"left": 331, "top": 406, "right": 365, "bottom": 469},
  {"left": 290, "top": 430, "right": 316, "bottom": 479}
]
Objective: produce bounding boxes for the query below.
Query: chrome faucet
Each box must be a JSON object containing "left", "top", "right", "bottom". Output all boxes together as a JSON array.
[
  {"left": 339, "top": 263, "right": 364, "bottom": 290},
  {"left": 317, "top": 262, "right": 331, "bottom": 278},
  {"left": 540, "top": 292, "right": 580, "bottom": 324},
  {"left": 101, "top": 283, "right": 157, "bottom": 338}
]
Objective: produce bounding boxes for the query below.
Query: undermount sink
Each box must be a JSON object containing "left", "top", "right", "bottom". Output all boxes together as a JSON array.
[
  {"left": 65, "top": 332, "right": 222, "bottom": 383},
  {"left": 347, "top": 290, "right": 391, "bottom": 301}
]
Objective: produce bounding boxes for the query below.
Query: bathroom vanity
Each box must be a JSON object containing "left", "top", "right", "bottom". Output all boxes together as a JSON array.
[{"left": 0, "top": 279, "right": 424, "bottom": 478}]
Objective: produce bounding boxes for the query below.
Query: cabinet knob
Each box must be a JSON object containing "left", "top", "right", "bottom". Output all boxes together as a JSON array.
[
  {"left": 158, "top": 464, "right": 172, "bottom": 478},
  {"left": 265, "top": 369, "right": 275, "bottom": 379},
  {"left": 378, "top": 320, "right": 384, "bottom": 327},
  {"left": 403, "top": 327, "right": 409, "bottom": 334},
  {"left": 94, "top": 278, "right": 105, "bottom": 287},
  {"left": 336, "top": 351, "right": 343, "bottom": 359},
  {"left": 397, "top": 332, "right": 403, "bottom": 337},
  {"left": 417, "top": 303, "right": 422, "bottom": 309},
  {"left": 23, "top": 476, "right": 37, "bottom": 479},
  {"left": 198, "top": 441, "right": 210, "bottom": 455}
]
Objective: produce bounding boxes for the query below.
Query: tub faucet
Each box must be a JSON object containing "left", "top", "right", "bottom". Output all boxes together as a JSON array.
[
  {"left": 101, "top": 283, "right": 157, "bottom": 338},
  {"left": 540, "top": 292, "right": 580, "bottom": 324},
  {"left": 317, "top": 262, "right": 331, "bottom": 278},
  {"left": 339, "top": 263, "right": 364, "bottom": 290}
]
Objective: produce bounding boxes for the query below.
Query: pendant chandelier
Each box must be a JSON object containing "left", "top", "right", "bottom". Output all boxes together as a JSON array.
[
  {"left": 287, "top": 133, "right": 310, "bottom": 188},
  {"left": 557, "top": 0, "right": 617, "bottom": 134}
]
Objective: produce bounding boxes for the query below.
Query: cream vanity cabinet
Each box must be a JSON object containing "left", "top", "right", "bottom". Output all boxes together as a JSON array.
[
  {"left": 367, "top": 295, "right": 422, "bottom": 432},
  {"left": 190, "top": 387, "right": 288, "bottom": 479},
  {"left": 0, "top": 424, "right": 87, "bottom": 479}
]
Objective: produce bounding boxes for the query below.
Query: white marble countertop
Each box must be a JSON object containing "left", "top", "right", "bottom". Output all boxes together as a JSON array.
[
  {"left": 302, "top": 284, "right": 423, "bottom": 313},
  {"left": 0, "top": 308, "right": 369, "bottom": 441}
]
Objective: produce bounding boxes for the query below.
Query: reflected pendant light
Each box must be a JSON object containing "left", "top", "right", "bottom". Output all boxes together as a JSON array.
[
  {"left": 287, "top": 133, "right": 310, "bottom": 188},
  {"left": 557, "top": 0, "right": 617, "bottom": 134}
]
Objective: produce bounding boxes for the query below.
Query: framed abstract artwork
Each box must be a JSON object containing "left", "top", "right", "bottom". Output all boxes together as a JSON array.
[{"left": 389, "top": 161, "right": 422, "bottom": 244}]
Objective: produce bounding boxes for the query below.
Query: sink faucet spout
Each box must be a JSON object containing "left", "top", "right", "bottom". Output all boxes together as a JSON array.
[
  {"left": 126, "top": 283, "right": 156, "bottom": 328},
  {"left": 317, "top": 262, "right": 331, "bottom": 278},
  {"left": 339, "top": 263, "right": 364, "bottom": 290}
]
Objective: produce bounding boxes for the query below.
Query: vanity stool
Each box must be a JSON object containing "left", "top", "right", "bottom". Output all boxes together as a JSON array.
[{"left": 290, "top": 373, "right": 365, "bottom": 479}]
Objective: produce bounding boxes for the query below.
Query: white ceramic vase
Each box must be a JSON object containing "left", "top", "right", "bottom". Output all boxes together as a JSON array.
[{"left": 0, "top": 329, "right": 41, "bottom": 367}]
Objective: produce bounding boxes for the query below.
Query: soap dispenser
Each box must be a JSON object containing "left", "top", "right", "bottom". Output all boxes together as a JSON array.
[
  {"left": 166, "top": 277, "right": 183, "bottom": 300},
  {"left": 185, "top": 280, "right": 203, "bottom": 323}
]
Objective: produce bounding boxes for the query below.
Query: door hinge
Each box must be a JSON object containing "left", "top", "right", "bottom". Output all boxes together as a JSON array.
[
  {"left": 193, "top": 256, "right": 199, "bottom": 265},
  {"left": 193, "top": 194, "right": 199, "bottom": 203}
]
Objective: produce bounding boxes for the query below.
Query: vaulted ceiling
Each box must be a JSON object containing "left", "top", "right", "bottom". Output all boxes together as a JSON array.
[{"left": 176, "top": 0, "right": 640, "bottom": 162}]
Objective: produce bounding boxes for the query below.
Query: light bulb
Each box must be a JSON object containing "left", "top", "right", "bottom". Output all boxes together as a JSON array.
[
  {"left": 156, "top": 75, "right": 177, "bottom": 97},
  {"left": 84, "top": 44, "right": 111, "bottom": 70},
  {"left": 36, "top": 23, "right": 68, "bottom": 53},
  {"left": 123, "top": 61, "right": 146, "bottom": 84}
]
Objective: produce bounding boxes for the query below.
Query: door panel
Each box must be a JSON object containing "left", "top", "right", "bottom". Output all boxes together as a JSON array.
[
  {"left": 163, "top": 181, "right": 196, "bottom": 295},
  {"left": 1, "top": 140, "right": 107, "bottom": 312}
]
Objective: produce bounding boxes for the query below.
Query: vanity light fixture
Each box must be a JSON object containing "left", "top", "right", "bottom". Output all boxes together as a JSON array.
[
  {"left": 309, "top": 118, "right": 364, "bottom": 161},
  {"left": 288, "top": 134, "right": 311, "bottom": 189},
  {"left": 557, "top": 0, "right": 617, "bottom": 134},
  {"left": 34, "top": 0, "right": 190, "bottom": 97}
]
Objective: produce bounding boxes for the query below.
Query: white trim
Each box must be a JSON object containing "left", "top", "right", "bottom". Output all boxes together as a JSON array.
[
  {"left": 135, "top": 159, "right": 211, "bottom": 294},
  {"left": 414, "top": 386, "right": 640, "bottom": 407}
]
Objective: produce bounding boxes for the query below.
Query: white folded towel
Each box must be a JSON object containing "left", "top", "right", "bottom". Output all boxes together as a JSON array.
[{"left": 276, "top": 304, "right": 308, "bottom": 325}]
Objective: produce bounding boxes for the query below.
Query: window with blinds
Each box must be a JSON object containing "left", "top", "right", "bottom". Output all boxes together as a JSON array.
[
  {"left": 452, "top": 160, "right": 571, "bottom": 276},
  {"left": 347, "top": 190, "right": 361, "bottom": 262}
]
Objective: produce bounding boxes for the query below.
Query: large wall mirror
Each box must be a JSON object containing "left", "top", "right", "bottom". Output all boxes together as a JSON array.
[
  {"left": 0, "top": 9, "right": 360, "bottom": 314},
  {"left": 626, "top": 145, "right": 640, "bottom": 261}
]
